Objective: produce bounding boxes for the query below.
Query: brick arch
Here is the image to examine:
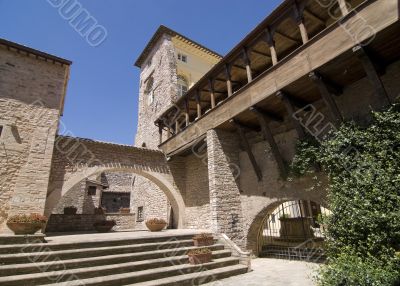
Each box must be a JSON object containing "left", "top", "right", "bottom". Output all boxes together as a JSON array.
[
  {"left": 45, "top": 136, "right": 186, "bottom": 228},
  {"left": 246, "top": 196, "right": 327, "bottom": 256}
]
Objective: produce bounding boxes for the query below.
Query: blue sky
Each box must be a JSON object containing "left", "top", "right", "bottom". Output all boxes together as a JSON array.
[{"left": 0, "top": 0, "right": 281, "bottom": 145}]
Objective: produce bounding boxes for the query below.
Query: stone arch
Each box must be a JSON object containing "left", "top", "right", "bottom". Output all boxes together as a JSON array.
[
  {"left": 246, "top": 196, "right": 327, "bottom": 256},
  {"left": 45, "top": 165, "right": 186, "bottom": 229}
]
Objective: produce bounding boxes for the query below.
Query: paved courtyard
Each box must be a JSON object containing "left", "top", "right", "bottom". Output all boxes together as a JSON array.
[{"left": 204, "top": 258, "right": 319, "bottom": 286}]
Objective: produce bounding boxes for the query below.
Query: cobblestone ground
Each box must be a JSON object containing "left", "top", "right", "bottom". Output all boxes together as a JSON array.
[{"left": 205, "top": 258, "right": 319, "bottom": 286}]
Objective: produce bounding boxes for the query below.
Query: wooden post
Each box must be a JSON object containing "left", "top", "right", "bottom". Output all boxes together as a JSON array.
[
  {"left": 175, "top": 120, "right": 180, "bottom": 133},
  {"left": 194, "top": 89, "right": 202, "bottom": 119},
  {"left": 242, "top": 47, "right": 253, "bottom": 83},
  {"left": 298, "top": 21, "right": 309, "bottom": 44},
  {"left": 231, "top": 119, "right": 263, "bottom": 181},
  {"left": 338, "top": 0, "right": 349, "bottom": 16},
  {"left": 167, "top": 126, "right": 171, "bottom": 139},
  {"left": 309, "top": 72, "right": 343, "bottom": 125},
  {"left": 184, "top": 98, "right": 190, "bottom": 126},
  {"left": 158, "top": 123, "right": 163, "bottom": 145},
  {"left": 251, "top": 107, "right": 287, "bottom": 177},
  {"left": 353, "top": 45, "right": 391, "bottom": 105},
  {"left": 209, "top": 78, "right": 216, "bottom": 109},
  {"left": 225, "top": 64, "right": 233, "bottom": 97},
  {"left": 276, "top": 91, "right": 305, "bottom": 139},
  {"left": 263, "top": 28, "right": 278, "bottom": 65}
]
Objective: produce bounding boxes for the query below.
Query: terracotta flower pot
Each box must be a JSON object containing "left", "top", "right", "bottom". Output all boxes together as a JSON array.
[
  {"left": 145, "top": 222, "right": 166, "bottom": 232},
  {"left": 193, "top": 237, "right": 214, "bottom": 247},
  {"left": 7, "top": 222, "right": 43, "bottom": 235},
  {"left": 188, "top": 253, "right": 212, "bottom": 265}
]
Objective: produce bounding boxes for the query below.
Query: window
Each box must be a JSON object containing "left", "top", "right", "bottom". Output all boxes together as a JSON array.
[
  {"left": 87, "top": 186, "right": 97, "bottom": 196},
  {"left": 177, "top": 53, "right": 187, "bottom": 63},
  {"left": 177, "top": 75, "right": 188, "bottom": 97},
  {"left": 137, "top": 206, "right": 144, "bottom": 221},
  {"left": 144, "top": 76, "right": 154, "bottom": 105},
  {"left": 0, "top": 126, "right": 3, "bottom": 138},
  {"left": 147, "top": 57, "right": 152, "bottom": 67}
]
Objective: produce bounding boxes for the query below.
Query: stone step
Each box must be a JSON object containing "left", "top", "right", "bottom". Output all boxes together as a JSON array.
[
  {"left": 0, "top": 253, "right": 237, "bottom": 286},
  {"left": 0, "top": 249, "right": 231, "bottom": 277},
  {"left": 41, "top": 257, "right": 241, "bottom": 286},
  {"left": 132, "top": 264, "right": 249, "bottom": 286},
  {"left": 0, "top": 234, "right": 197, "bottom": 254},
  {"left": 0, "top": 243, "right": 225, "bottom": 265}
]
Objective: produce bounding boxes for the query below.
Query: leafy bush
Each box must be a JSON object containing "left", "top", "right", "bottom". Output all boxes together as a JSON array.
[
  {"left": 7, "top": 213, "right": 47, "bottom": 224},
  {"left": 291, "top": 105, "right": 400, "bottom": 285}
]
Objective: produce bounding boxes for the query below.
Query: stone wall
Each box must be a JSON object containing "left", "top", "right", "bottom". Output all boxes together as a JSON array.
[
  {"left": 0, "top": 44, "right": 69, "bottom": 233},
  {"left": 207, "top": 129, "right": 246, "bottom": 248}
]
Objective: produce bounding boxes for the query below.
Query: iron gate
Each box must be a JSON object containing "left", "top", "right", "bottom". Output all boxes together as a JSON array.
[{"left": 258, "top": 200, "right": 330, "bottom": 262}]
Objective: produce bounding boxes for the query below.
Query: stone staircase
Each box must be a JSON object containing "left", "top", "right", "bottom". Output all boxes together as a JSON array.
[{"left": 0, "top": 233, "right": 248, "bottom": 286}]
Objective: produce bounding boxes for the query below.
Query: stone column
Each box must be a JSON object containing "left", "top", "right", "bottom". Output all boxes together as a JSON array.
[{"left": 206, "top": 129, "right": 246, "bottom": 248}]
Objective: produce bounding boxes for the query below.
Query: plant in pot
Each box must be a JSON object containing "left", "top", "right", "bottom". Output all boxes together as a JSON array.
[
  {"left": 94, "top": 207, "right": 106, "bottom": 215},
  {"left": 119, "top": 207, "right": 130, "bottom": 214},
  {"left": 63, "top": 206, "right": 77, "bottom": 215},
  {"left": 7, "top": 213, "right": 47, "bottom": 235},
  {"left": 193, "top": 233, "right": 214, "bottom": 247},
  {"left": 93, "top": 220, "right": 116, "bottom": 233},
  {"left": 187, "top": 248, "right": 212, "bottom": 265},
  {"left": 145, "top": 218, "right": 167, "bottom": 232}
]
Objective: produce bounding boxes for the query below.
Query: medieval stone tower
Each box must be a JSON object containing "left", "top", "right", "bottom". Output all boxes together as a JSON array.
[{"left": 132, "top": 26, "right": 221, "bottom": 227}]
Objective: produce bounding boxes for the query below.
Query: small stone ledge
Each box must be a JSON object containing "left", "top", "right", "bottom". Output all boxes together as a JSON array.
[{"left": 0, "top": 233, "right": 46, "bottom": 244}]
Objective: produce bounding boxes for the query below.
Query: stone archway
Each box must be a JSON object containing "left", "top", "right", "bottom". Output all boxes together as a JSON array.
[
  {"left": 246, "top": 197, "right": 328, "bottom": 256},
  {"left": 45, "top": 136, "right": 186, "bottom": 228}
]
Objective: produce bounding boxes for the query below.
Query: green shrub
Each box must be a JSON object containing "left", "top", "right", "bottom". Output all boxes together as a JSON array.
[{"left": 291, "top": 105, "right": 400, "bottom": 285}]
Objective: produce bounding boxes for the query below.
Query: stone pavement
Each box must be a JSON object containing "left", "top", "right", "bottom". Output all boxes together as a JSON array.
[{"left": 203, "top": 258, "right": 319, "bottom": 286}]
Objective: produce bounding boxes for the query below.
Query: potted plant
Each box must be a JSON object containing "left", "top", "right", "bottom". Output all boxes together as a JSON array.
[
  {"left": 7, "top": 213, "right": 47, "bottom": 235},
  {"left": 193, "top": 233, "right": 214, "bottom": 247},
  {"left": 63, "top": 206, "right": 77, "bottom": 215},
  {"left": 187, "top": 248, "right": 212, "bottom": 265},
  {"left": 94, "top": 207, "right": 106, "bottom": 215},
  {"left": 93, "top": 220, "right": 116, "bottom": 232},
  {"left": 145, "top": 218, "right": 167, "bottom": 232},
  {"left": 119, "top": 207, "right": 130, "bottom": 214}
]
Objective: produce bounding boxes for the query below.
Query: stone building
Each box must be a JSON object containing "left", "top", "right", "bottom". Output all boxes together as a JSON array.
[{"left": 0, "top": 0, "right": 399, "bottom": 258}]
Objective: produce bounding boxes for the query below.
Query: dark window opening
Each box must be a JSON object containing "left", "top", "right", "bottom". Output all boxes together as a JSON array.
[
  {"left": 0, "top": 126, "right": 3, "bottom": 138},
  {"left": 101, "top": 192, "right": 130, "bottom": 213},
  {"left": 87, "top": 186, "right": 97, "bottom": 196}
]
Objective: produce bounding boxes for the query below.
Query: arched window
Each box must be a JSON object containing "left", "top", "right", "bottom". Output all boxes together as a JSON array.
[{"left": 177, "top": 75, "right": 188, "bottom": 97}]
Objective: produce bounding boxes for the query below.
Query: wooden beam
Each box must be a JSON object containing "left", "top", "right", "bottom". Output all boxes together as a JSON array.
[
  {"left": 275, "top": 31, "right": 301, "bottom": 45},
  {"left": 276, "top": 91, "right": 305, "bottom": 138},
  {"left": 251, "top": 49, "right": 271, "bottom": 58},
  {"left": 230, "top": 119, "right": 263, "bottom": 181},
  {"left": 250, "top": 106, "right": 283, "bottom": 122},
  {"left": 353, "top": 45, "right": 391, "bottom": 104},
  {"left": 309, "top": 71, "right": 343, "bottom": 125},
  {"left": 233, "top": 64, "right": 247, "bottom": 71},
  {"left": 242, "top": 47, "right": 253, "bottom": 83},
  {"left": 250, "top": 107, "right": 287, "bottom": 177},
  {"left": 303, "top": 9, "right": 326, "bottom": 27}
]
